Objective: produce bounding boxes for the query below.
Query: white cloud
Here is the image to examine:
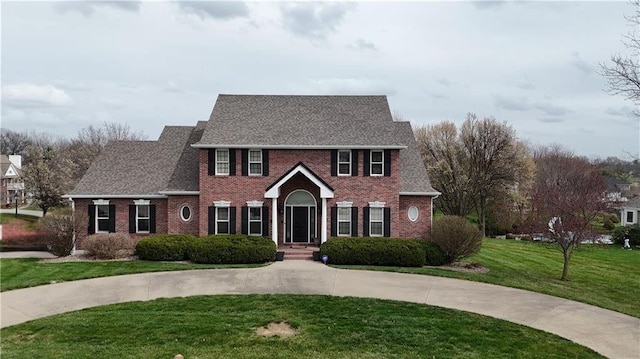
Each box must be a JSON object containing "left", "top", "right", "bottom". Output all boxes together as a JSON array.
[
  {"left": 2, "top": 83, "right": 73, "bottom": 107},
  {"left": 280, "top": 3, "right": 355, "bottom": 39},
  {"left": 176, "top": 1, "right": 249, "bottom": 21},
  {"left": 53, "top": 1, "right": 141, "bottom": 17},
  {"left": 493, "top": 94, "right": 529, "bottom": 111},
  {"left": 534, "top": 102, "right": 572, "bottom": 116},
  {"left": 309, "top": 78, "right": 396, "bottom": 95}
]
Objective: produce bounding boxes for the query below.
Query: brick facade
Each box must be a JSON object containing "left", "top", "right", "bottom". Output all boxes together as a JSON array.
[{"left": 398, "top": 195, "right": 433, "bottom": 239}]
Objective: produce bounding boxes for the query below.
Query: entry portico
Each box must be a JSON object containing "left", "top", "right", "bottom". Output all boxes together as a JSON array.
[{"left": 265, "top": 163, "right": 334, "bottom": 246}]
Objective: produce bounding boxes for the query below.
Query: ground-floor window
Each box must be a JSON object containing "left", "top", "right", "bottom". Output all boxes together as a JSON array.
[
  {"left": 96, "top": 204, "right": 110, "bottom": 233},
  {"left": 369, "top": 207, "right": 384, "bottom": 236},
  {"left": 249, "top": 207, "right": 262, "bottom": 235},
  {"left": 338, "top": 207, "right": 352, "bottom": 236},
  {"left": 627, "top": 211, "right": 634, "bottom": 223},
  {"left": 216, "top": 207, "right": 230, "bottom": 234}
]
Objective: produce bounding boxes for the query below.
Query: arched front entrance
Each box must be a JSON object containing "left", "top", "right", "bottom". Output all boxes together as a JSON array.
[{"left": 284, "top": 190, "right": 317, "bottom": 244}]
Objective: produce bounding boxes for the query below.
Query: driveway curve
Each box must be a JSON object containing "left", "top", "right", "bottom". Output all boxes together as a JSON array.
[{"left": 1, "top": 260, "right": 638, "bottom": 358}]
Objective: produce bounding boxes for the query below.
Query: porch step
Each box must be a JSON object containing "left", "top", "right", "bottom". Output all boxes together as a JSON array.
[{"left": 279, "top": 246, "right": 319, "bottom": 261}]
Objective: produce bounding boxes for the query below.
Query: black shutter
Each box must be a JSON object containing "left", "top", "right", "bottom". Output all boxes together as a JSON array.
[
  {"left": 208, "top": 206, "right": 215, "bottom": 235},
  {"left": 351, "top": 207, "right": 358, "bottom": 237},
  {"left": 363, "top": 207, "right": 370, "bottom": 237},
  {"left": 208, "top": 149, "right": 215, "bottom": 176},
  {"left": 262, "top": 150, "right": 269, "bottom": 176},
  {"left": 88, "top": 204, "right": 96, "bottom": 234},
  {"left": 351, "top": 150, "right": 358, "bottom": 176},
  {"left": 241, "top": 149, "right": 248, "bottom": 176},
  {"left": 129, "top": 205, "right": 136, "bottom": 233},
  {"left": 364, "top": 150, "right": 370, "bottom": 176},
  {"left": 262, "top": 206, "right": 269, "bottom": 236},
  {"left": 330, "top": 150, "right": 338, "bottom": 176},
  {"left": 229, "top": 149, "right": 236, "bottom": 176},
  {"left": 229, "top": 206, "right": 236, "bottom": 234},
  {"left": 149, "top": 205, "right": 156, "bottom": 233},
  {"left": 384, "top": 149, "right": 391, "bottom": 177},
  {"left": 241, "top": 206, "right": 248, "bottom": 235},
  {"left": 108, "top": 204, "right": 116, "bottom": 233},
  {"left": 383, "top": 207, "right": 391, "bottom": 237},
  {"left": 331, "top": 206, "right": 337, "bottom": 236}
]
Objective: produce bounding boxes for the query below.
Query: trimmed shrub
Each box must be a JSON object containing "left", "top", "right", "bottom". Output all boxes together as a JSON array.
[
  {"left": 136, "top": 234, "right": 195, "bottom": 261},
  {"left": 319, "top": 237, "right": 425, "bottom": 267},
  {"left": 186, "top": 235, "right": 276, "bottom": 264},
  {"left": 429, "top": 215, "right": 483, "bottom": 264},
  {"left": 84, "top": 233, "right": 135, "bottom": 259},
  {"left": 418, "top": 241, "right": 446, "bottom": 266},
  {"left": 612, "top": 225, "right": 640, "bottom": 246},
  {"left": 38, "top": 208, "right": 75, "bottom": 257}
]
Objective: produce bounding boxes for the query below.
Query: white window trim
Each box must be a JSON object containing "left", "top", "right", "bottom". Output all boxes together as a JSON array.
[
  {"left": 369, "top": 207, "right": 384, "bottom": 237},
  {"left": 213, "top": 200, "right": 231, "bottom": 208},
  {"left": 94, "top": 200, "right": 110, "bottom": 234},
  {"left": 248, "top": 149, "right": 262, "bottom": 176},
  {"left": 136, "top": 204, "right": 150, "bottom": 234},
  {"left": 408, "top": 206, "right": 419, "bottom": 222},
  {"left": 133, "top": 199, "right": 150, "bottom": 205},
  {"left": 246, "top": 200, "right": 264, "bottom": 207},
  {"left": 215, "top": 149, "right": 230, "bottom": 176},
  {"left": 336, "top": 201, "right": 353, "bottom": 208},
  {"left": 370, "top": 150, "right": 384, "bottom": 176},
  {"left": 368, "top": 201, "right": 386, "bottom": 208},
  {"left": 215, "top": 207, "right": 230, "bottom": 234},
  {"left": 337, "top": 150, "right": 351, "bottom": 176},
  {"left": 337, "top": 206, "right": 351, "bottom": 237},
  {"left": 248, "top": 206, "right": 262, "bottom": 236},
  {"left": 180, "top": 205, "right": 192, "bottom": 222}
]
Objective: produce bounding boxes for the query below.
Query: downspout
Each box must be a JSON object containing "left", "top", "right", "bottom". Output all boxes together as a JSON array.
[{"left": 69, "top": 198, "right": 76, "bottom": 255}]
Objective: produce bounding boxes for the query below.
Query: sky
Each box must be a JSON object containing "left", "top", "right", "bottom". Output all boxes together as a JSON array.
[{"left": 1, "top": 0, "right": 638, "bottom": 159}]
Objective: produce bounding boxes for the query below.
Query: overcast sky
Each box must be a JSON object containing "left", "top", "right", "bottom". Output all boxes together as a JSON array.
[{"left": 2, "top": 1, "right": 638, "bottom": 159}]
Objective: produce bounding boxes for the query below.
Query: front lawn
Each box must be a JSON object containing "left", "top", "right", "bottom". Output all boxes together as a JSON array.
[
  {"left": 0, "top": 295, "right": 602, "bottom": 358},
  {"left": 0, "top": 259, "right": 265, "bottom": 292},
  {"left": 341, "top": 238, "right": 640, "bottom": 318}
]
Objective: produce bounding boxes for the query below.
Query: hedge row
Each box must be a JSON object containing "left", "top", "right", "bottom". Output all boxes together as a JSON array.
[
  {"left": 612, "top": 225, "right": 640, "bottom": 246},
  {"left": 319, "top": 237, "right": 444, "bottom": 267},
  {"left": 135, "top": 234, "right": 276, "bottom": 264}
]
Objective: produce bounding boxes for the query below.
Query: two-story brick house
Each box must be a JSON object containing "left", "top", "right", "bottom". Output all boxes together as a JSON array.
[{"left": 66, "top": 95, "right": 440, "bottom": 247}]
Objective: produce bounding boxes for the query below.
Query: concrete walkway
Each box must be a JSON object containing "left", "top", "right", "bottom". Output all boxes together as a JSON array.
[{"left": 1, "top": 260, "right": 638, "bottom": 358}]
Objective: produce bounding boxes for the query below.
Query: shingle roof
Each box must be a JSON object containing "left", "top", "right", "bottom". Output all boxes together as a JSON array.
[
  {"left": 195, "top": 95, "right": 408, "bottom": 148},
  {"left": 396, "top": 122, "right": 438, "bottom": 194},
  {"left": 621, "top": 196, "right": 640, "bottom": 209},
  {"left": 66, "top": 125, "right": 201, "bottom": 196}
]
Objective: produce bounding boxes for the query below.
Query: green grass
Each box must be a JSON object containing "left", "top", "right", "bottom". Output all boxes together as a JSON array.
[
  {"left": 0, "top": 295, "right": 602, "bottom": 358},
  {"left": 339, "top": 238, "right": 640, "bottom": 318},
  {"left": 0, "top": 259, "right": 265, "bottom": 292}
]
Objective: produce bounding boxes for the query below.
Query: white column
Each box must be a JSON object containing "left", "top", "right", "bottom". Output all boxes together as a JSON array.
[
  {"left": 321, "top": 197, "right": 327, "bottom": 244},
  {"left": 70, "top": 198, "right": 77, "bottom": 255},
  {"left": 272, "top": 197, "right": 278, "bottom": 246}
]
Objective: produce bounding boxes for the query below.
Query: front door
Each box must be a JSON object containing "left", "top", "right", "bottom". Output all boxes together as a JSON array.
[{"left": 292, "top": 207, "right": 309, "bottom": 242}]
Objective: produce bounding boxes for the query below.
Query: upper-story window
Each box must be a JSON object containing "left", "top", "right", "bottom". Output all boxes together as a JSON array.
[
  {"left": 370, "top": 150, "right": 384, "bottom": 176},
  {"left": 249, "top": 149, "right": 262, "bottom": 176},
  {"left": 216, "top": 149, "right": 230, "bottom": 175},
  {"left": 338, "top": 150, "right": 351, "bottom": 176}
]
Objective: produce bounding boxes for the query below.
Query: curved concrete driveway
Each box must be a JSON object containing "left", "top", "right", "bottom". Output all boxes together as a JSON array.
[{"left": 1, "top": 260, "right": 638, "bottom": 358}]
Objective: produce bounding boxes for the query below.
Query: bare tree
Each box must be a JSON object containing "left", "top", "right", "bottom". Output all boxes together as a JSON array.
[
  {"left": 527, "top": 146, "right": 608, "bottom": 281},
  {"left": 460, "top": 114, "right": 528, "bottom": 236},
  {"left": 415, "top": 122, "right": 474, "bottom": 216},
  {"left": 600, "top": 0, "right": 640, "bottom": 116},
  {"left": 0, "top": 129, "right": 31, "bottom": 155},
  {"left": 22, "top": 145, "right": 74, "bottom": 216}
]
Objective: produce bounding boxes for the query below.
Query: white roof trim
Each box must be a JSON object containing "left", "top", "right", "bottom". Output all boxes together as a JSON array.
[
  {"left": 265, "top": 164, "right": 334, "bottom": 199},
  {"left": 65, "top": 194, "right": 168, "bottom": 199},
  {"left": 158, "top": 191, "right": 200, "bottom": 195},
  {"left": 193, "top": 144, "right": 407, "bottom": 150},
  {"left": 399, "top": 191, "right": 442, "bottom": 197}
]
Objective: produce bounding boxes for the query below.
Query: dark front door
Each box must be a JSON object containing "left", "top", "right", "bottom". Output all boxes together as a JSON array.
[{"left": 292, "top": 207, "right": 309, "bottom": 242}]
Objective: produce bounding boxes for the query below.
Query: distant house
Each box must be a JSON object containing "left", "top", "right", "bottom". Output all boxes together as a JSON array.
[
  {"left": 620, "top": 196, "right": 640, "bottom": 226},
  {"left": 604, "top": 176, "right": 631, "bottom": 202},
  {"left": 65, "top": 95, "right": 440, "bottom": 248},
  {"left": 0, "top": 155, "right": 24, "bottom": 207}
]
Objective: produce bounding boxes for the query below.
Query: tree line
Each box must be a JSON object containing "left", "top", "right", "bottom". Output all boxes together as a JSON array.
[{"left": 0, "top": 123, "right": 144, "bottom": 215}]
